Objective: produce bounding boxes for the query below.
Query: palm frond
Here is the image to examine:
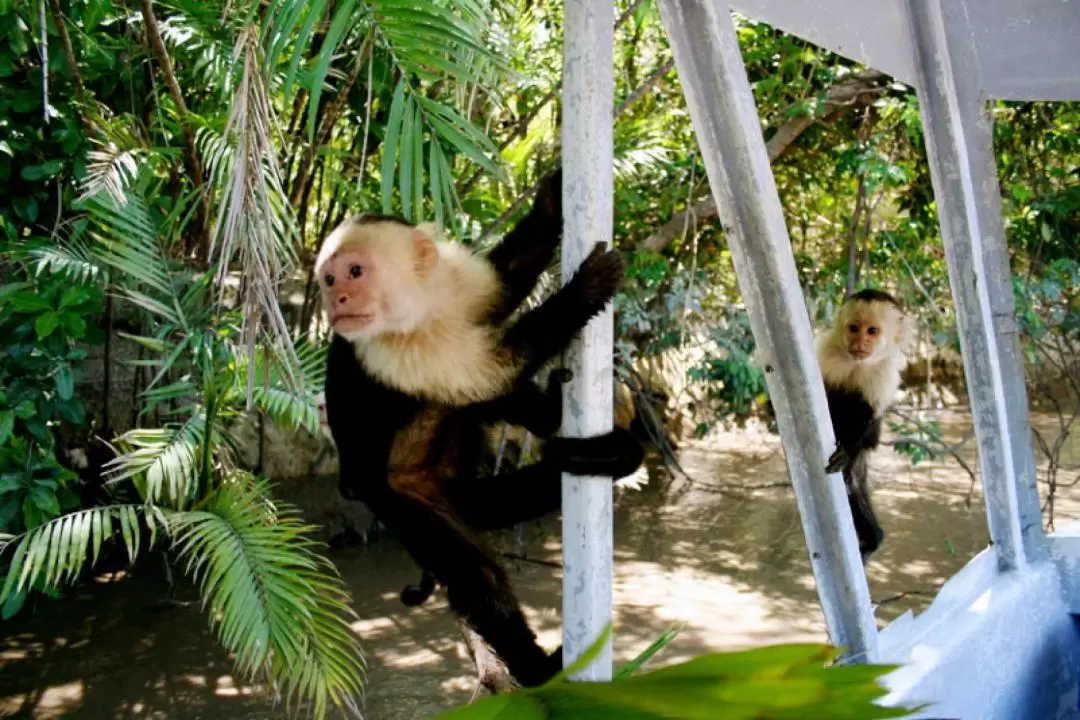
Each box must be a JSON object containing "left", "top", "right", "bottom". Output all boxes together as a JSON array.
[
  {"left": 78, "top": 119, "right": 147, "bottom": 204},
  {"left": 80, "top": 188, "right": 189, "bottom": 329},
  {"left": 366, "top": 0, "right": 512, "bottom": 226},
  {"left": 0, "top": 505, "right": 166, "bottom": 602},
  {"left": 104, "top": 408, "right": 208, "bottom": 505},
  {"left": 20, "top": 231, "right": 109, "bottom": 287},
  {"left": 169, "top": 478, "right": 364, "bottom": 718},
  {"left": 209, "top": 27, "right": 303, "bottom": 401}
]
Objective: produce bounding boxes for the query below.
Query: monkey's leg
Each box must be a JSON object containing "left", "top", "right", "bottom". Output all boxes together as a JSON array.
[
  {"left": 387, "top": 498, "right": 561, "bottom": 688},
  {"left": 845, "top": 455, "right": 885, "bottom": 561},
  {"left": 501, "top": 242, "right": 626, "bottom": 380},
  {"left": 485, "top": 169, "right": 563, "bottom": 325}
]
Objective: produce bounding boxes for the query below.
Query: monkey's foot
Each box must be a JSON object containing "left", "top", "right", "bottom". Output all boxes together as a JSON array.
[{"left": 825, "top": 447, "right": 848, "bottom": 474}]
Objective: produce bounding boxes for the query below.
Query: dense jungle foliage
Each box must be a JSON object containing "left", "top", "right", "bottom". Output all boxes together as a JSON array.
[{"left": 0, "top": 0, "right": 1076, "bottom": 715}]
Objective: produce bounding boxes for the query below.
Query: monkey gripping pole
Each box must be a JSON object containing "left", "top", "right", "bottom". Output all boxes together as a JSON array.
[
  {"left": 655, "top": 0, "right": 879, "bottom": 662},
  {"left": 560, "top": 0, "right": 616, "bottom": 680}
]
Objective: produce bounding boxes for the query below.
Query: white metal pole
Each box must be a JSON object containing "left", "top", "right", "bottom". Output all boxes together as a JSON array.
[{"left": 560, "top": 0, "right": 616, "bottom": 681}]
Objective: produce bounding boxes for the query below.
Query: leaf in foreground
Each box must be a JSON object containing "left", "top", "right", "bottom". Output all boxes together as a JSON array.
[{"left": 435, "top": 641, "right": 918, "bottom": 719}]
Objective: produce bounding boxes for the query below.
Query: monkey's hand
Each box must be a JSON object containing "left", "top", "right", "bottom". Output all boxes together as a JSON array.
[
  {"left": 825, "top": 446, "right": 848, "bottom": 475},
  {"left": 547, "top": 368, "right": 573, "bottom": 387},
  {"left": 531, "top": 369, "right": 573, "bottom": 437},
  {"left": 573, "top": 242, "right": 627, "bottom": 311}
]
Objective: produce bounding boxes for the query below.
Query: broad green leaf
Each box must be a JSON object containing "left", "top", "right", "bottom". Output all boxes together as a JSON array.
[
  {"left": 54, "top": 365, "right": 75, "bottom": 400},
  {"left": 20, "top": 160, "right": 63, "bottom": 181},
  {"left": 0, "top": 411, "right": 14, "bottom": 446},
  {"left": 35, "top": 312, "right": 60, "bottom": 339},
  {"left": 381, "top": 79, "right": 408, "bottom": 213},
  {"left": 435, "top": 694, "right": 546, "bottom": 720},
  {"left": 307, "top": 0, "right": 358, "bottom": 142}
]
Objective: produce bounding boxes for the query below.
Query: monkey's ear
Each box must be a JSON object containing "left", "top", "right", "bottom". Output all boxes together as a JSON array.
[{"left": 411, "top": 223, "right": 441, "bottom": 275}]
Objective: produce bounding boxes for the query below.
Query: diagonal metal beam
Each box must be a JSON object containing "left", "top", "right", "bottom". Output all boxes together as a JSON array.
[{"left": 655, "top": 0, "right": 879, "bottom": 661}]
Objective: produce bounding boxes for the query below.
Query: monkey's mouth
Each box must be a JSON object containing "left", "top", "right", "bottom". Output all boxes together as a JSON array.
[
  {"left": 850, "top": 350, "right": 871, "bottom": 360},
  {"left": 331, "top": 313, "right": 374, "bottom": 327}
]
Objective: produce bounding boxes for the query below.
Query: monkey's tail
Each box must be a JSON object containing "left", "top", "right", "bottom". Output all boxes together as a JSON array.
[{"left": 542, "top": 427, "right": 645, "bottom": 479}]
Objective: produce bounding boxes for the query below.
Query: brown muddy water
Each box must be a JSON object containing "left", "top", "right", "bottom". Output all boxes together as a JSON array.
[{"left": 1, "top": 410, "right": 1077, "bottom": 719}]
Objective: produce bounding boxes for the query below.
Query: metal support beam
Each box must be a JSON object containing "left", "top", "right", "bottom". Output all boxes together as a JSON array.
[
  {"left": 960, "top": 102, "right": 1047, "bottom": 564},
  {"left": 655, "top": 0, "right": 879, "bottom": 662},
  {"left": 560, "top": 0, "right": 615, "bottom": 681},
  {"left": 906, "top": 0, "right": 1026, "bottom": 571}
]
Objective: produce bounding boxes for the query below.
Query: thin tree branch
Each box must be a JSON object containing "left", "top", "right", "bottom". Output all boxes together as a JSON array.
[
  {"left": 47, "top": 0, "right": 96, "bottom": 133},
  {"left": 637, "top": 70, "right": 887, "bottom": 253},
  {"left": 139, "top": 0, "right": 211, "bottom": 260}
]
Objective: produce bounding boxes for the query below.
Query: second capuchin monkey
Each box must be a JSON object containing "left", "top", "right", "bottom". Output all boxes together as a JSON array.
[{"left": 816, "top": 288, "right": 912, "bottom": 562}]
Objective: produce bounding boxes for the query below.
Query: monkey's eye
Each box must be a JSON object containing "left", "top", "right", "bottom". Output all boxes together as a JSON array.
[
  {"left": 848, "top": 324, "right": 859, "bottom": 333},
  {"left": 349, "top": 264, "right": 364, "bottom": 278},
  {"left": 867, "top": 326, "right": 878, "bottom": 335},
  {"left": 324, "top": 274, "right": 335, "bottom": 288}
]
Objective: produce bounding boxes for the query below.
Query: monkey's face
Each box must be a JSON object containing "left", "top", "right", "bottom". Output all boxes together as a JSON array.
[
  {"left": 318, "top": 244, "right": 384, "bottom": 340},
  {"left": 317, "top": 228, "right": 435, "bottom": 342},
  {"left": 841, "top": 301, "right": 904, "bottom": 363}
]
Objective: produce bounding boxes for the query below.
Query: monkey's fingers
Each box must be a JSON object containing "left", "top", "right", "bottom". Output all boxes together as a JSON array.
[{"left": 578, "top": 248, "right": 626, "bottom": 308}]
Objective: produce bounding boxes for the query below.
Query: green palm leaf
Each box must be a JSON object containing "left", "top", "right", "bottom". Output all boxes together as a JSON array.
[
  {"left": 169, "top": 478, "right": 364, "bottom": 718},
  {"left": 21, "top": 231, "right": 109, "bottom": 287},
  {"left": 80, "top": 188, "right": 189, "bottom": 330},
  {"left": 0, "top": 505, "right": 166, "bottom": 602},
  {"left": 104, "top": 408, "right": 208, "bottom": 505}
]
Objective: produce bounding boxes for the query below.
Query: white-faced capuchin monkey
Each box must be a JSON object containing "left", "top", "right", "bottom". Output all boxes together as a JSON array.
[
  {"left": 816, "top": 288, "right": 912, "bottom": 562},
  {"left": 318, "top": 170, "right": 645, "bottom": 688}
]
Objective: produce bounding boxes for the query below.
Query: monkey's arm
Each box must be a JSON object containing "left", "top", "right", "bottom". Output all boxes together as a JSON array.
[
  {"left": 485, "top": 169, "right": 563, "bottom": 325},
  {"left": 469, "top": 369, "right": 572, "bottom": 438},
  {"left": 500, "top": 242, "right": 625, "bottom": 381}
]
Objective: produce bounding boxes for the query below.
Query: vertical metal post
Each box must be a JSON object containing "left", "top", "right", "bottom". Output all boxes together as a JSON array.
[
  {"left": 907, "top": 0, "right": 1026, "bottom": 571},
  {"left": 561, "top": 0, "right": 615, "bottom": 680},
  {"left": 655, "top": 0, "right": 879, "bottom": 661}
]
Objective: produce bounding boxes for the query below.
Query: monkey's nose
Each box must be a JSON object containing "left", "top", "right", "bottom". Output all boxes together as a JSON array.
[{"left": 336, "top": 294, "right": 349, "bottom": 305}]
